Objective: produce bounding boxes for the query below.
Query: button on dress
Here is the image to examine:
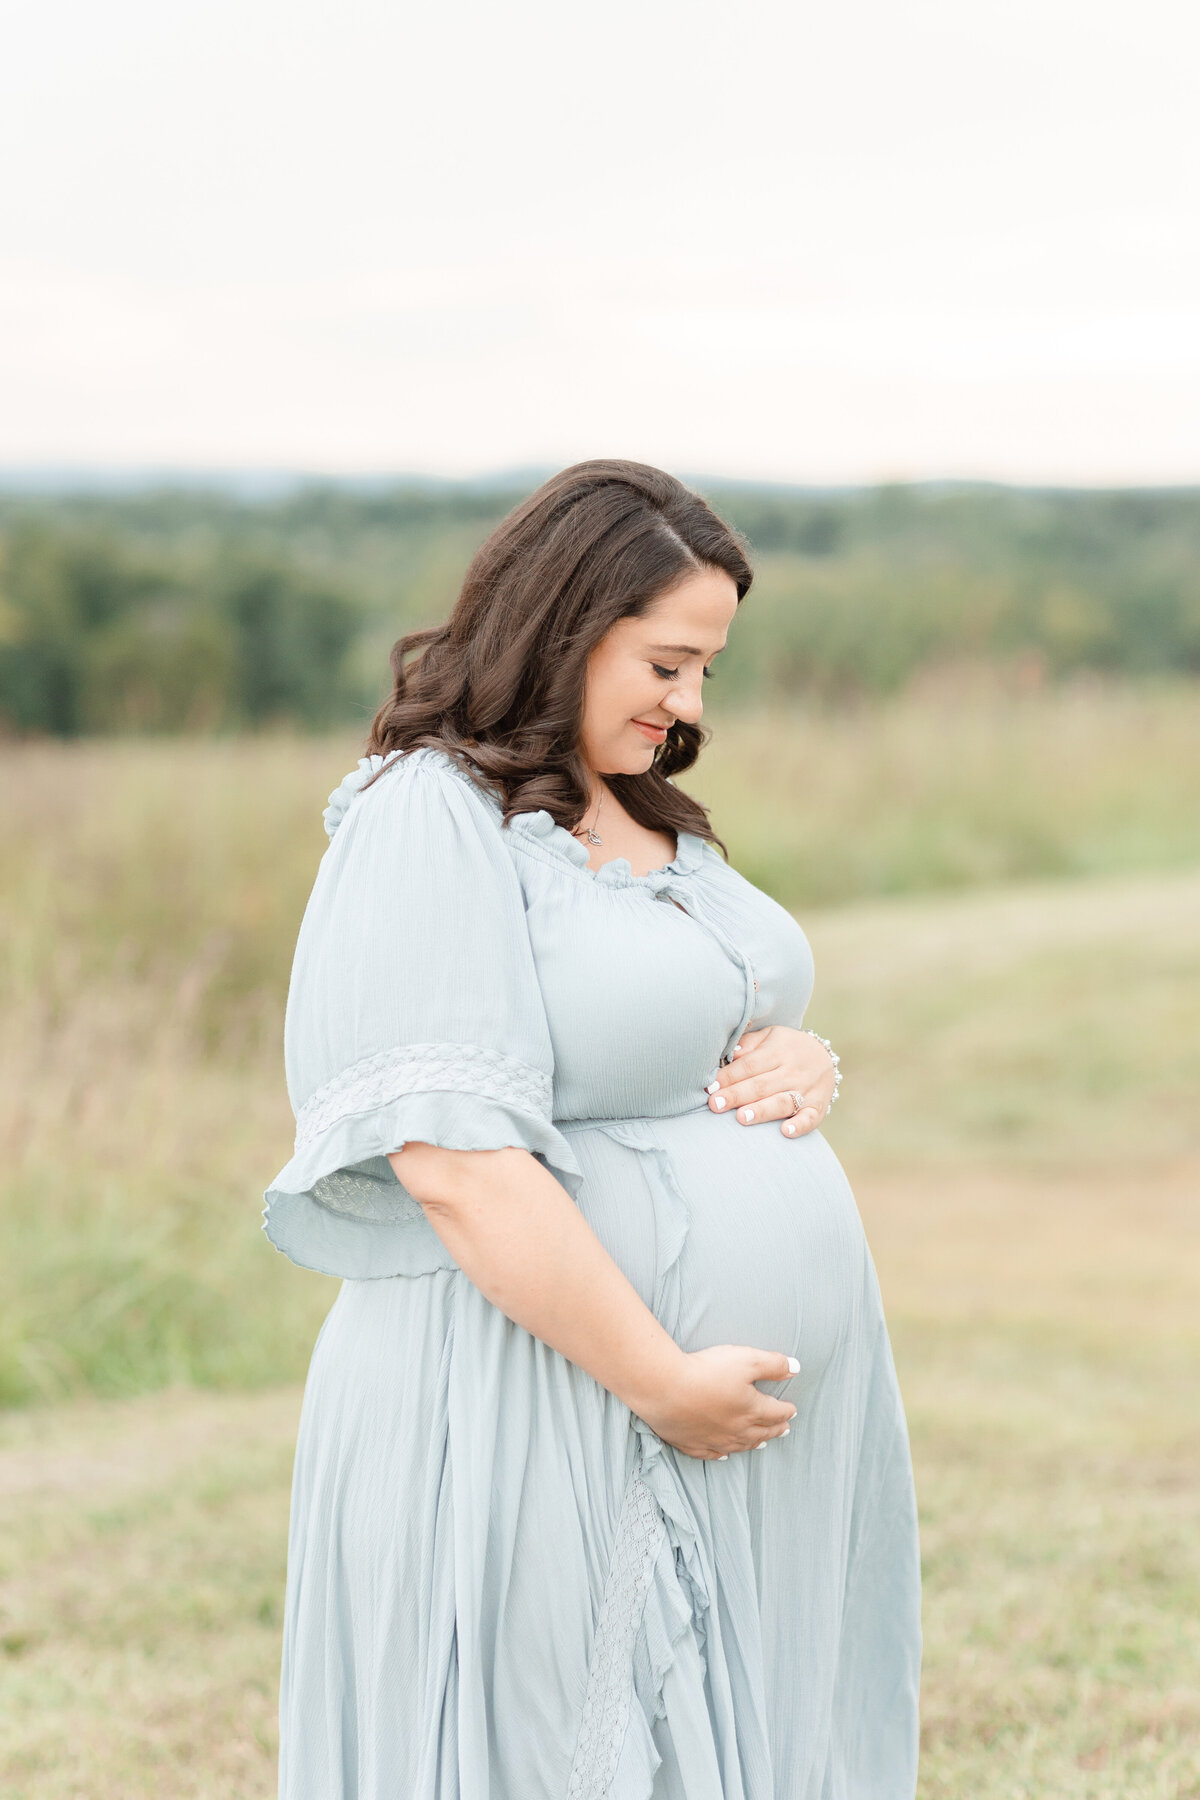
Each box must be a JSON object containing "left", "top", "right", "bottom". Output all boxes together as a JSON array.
[{"left": 264, "top": 745, "right": 921, "bottom": 1800}]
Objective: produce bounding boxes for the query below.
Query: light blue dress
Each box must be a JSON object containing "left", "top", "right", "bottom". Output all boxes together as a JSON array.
[{"left": 264, "top": 745, "right": 921, "bottom": 1800}]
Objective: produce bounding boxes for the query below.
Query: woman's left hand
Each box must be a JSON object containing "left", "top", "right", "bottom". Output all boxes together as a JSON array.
[{"left": 704, "top": 1025, "right": 837, "bottom": 1137}]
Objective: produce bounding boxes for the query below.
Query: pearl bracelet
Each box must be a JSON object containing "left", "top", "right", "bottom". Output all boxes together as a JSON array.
[{"left": 800, "top": 1029, "right": 842, "bottom": 1113}]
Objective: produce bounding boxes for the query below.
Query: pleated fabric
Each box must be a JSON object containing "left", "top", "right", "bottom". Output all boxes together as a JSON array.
[{"left": 266, "top": 746, "right": 921, "bottom": 1799}]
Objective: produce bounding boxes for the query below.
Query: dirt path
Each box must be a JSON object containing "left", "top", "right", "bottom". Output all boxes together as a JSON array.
[{"left": 0, "top": 1386, "right": 302, "bottom": 1800}]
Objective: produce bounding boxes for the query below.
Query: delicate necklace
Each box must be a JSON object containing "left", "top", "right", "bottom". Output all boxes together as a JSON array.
[{"left": 572, "top": 785, "right": 605, "bottom": 847}]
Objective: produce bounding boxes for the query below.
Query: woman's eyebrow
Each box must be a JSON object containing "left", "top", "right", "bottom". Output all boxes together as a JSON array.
[{"left": 646, "top": 642, "right": 724, "bottom": 657}]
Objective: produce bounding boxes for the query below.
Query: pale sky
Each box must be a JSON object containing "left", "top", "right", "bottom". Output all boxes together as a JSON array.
[{"left": 2, "top": 0, "right": 1198, "bottom": 483}]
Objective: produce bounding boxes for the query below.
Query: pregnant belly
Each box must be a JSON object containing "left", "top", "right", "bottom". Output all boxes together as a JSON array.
[{"left": 566, "top": 1108, "right": 870, "bottom": 1374}]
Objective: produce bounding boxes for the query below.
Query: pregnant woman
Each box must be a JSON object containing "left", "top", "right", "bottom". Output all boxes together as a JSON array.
[{"left": 264, "top": 460, "right": 921, "bottom": 1799}]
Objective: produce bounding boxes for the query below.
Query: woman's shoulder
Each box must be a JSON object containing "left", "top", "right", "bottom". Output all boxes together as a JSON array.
[{"left": 323, "top": 743, "right": 502, "bottom": 842}]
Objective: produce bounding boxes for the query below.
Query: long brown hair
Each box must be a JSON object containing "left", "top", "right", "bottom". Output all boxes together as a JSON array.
[{"left": 364, "top": 459, "right": 752, "bottom": 846}]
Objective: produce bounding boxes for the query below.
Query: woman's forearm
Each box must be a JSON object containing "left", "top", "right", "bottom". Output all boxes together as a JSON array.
[{"left": 388, "top": 1143, "right": 686, "bottom": 1416}]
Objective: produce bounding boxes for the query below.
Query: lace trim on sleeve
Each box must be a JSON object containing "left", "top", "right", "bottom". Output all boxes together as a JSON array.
[{"left": 294, "top": 1041, "right": 553, "bottom": 1151}]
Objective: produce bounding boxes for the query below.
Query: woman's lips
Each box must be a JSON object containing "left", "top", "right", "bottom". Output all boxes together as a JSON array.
[{"left": 632, "top": 719, "right": 669, "bottom": 744}]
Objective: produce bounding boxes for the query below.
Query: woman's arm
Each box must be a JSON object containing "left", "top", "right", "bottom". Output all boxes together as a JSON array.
[{"left": 390, "top": 1142, "right": 797, "bottom": 1460}]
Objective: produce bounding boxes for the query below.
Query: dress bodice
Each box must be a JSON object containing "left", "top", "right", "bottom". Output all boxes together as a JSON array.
[
  {"left": 501, "top": 806, "right": 815, "bottom": 1123},
  {"left": 266, "top": 744, "right": 816, "bottom": 1281}
]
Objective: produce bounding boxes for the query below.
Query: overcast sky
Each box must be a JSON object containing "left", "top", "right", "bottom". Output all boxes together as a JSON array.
[{"left": 2, "top": 0, "right": 1198, "bottom": 483}]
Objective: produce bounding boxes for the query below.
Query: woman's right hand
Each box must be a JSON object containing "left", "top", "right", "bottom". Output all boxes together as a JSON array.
[{"left": 636, "top": 1345, "right": 799, "bottom": 1460}]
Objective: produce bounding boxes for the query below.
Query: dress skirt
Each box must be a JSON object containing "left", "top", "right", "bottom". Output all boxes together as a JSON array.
[{"left": 277, "top": 1110, "right": 921, "bottom": 1800}]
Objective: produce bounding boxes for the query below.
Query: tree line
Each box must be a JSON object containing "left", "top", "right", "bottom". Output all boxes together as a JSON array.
[{"left": 2, "top": 479, "right": 1198, "bottom": 734}]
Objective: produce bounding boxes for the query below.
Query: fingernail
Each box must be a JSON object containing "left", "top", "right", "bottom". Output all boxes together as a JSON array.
[
  {"left": 717, "top": 1454, "right": 728, "bottom": 1461},
  {"left": 781, "top": 1427, "right": 790, "bottom": 1436},
  {"left": 733, "top": 1043, "right": 744, "bottom": 1054},
  {"left": 755, "top": 1441, "right": 767, "bottom": 1450},
  {"left": 786, "top": 1355, "right": 801, "bottom": 1374},
  {"left": 743, "top": 1107, "right": 755, "bottom": 1122},
  {"left": 705, "top": 1081, "right": 720, "bottom": 1095},
  {"left": 713, "top": 1096, "right": 726, "bottom": 1110},
  {"left": 784, "top": 1122, "right": 796, "bottom": 1136}
]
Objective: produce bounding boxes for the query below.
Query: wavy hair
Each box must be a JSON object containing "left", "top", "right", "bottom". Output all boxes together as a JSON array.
[{"left": 363, "top": 459, "right": 752, "bottom": 848}]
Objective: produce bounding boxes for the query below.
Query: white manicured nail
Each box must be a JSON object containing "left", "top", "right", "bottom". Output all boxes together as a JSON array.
[
  {"left": 713, "top": 1096, "right": 726, "bottom": 1110},
  {"left": 743, "top": 1108, "right": 755, "bottom": 1122},
  {"left": 781, "top": 1427, "right": 790, "bottom": 1436},
  {"left": 755, "top": 1440, "right": 767, "bottom": 1450},
  {"left": 784, "top": 1122, "right": 796, "bottom": 1136},
  {"left": 705, "top": 1081, "right": 720, "bottom": 1095},
  {"left": 786, "top": 1355, "right": 801, "bottom": 1374},
  {"left": 717, "top": 1454, "right": 728, "bottom": 1461}
]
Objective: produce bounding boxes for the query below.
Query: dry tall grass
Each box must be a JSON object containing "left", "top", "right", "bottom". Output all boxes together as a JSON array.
[
  {"left": 697, "top": 675, "right": 1200, "bottom": 906},
  {"left": 3, "top": 688, "right": 1197, "bottom": 1401},
  {"left": 1, "top": 690, "right": 1198, "bottom": 1795}
]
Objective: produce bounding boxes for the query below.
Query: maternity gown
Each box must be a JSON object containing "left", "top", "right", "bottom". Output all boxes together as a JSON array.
[{"left": 263, "top": 744, "right": 921, "bottom": 1800}]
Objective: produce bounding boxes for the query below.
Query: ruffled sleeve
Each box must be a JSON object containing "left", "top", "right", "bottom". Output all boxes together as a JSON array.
[{"left": 262, "top": 747, "right": 583, "bottom": 1279}]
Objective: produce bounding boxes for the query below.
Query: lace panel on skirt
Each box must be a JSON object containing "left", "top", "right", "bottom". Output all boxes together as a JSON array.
[{"left": 567, "top": 1472, "right": 666, "bottom": 1799}]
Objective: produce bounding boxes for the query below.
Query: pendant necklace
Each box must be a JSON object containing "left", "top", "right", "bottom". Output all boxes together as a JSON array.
[{"left": 574, "top": 786, "right": 605, "bottom": 847}]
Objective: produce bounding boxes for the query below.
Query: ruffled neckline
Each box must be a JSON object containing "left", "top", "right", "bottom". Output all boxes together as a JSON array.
[
  {"left": 505, "top": 808, "right": 707, "bottom": 888},
  {"left": 323, "top": 748, "right": 710, "bottom": 889}
]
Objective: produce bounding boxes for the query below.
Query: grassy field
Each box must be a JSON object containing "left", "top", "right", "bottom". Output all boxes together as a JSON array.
[
  {"left": 2, "top": 690, "right": 1198, "bottom": 1794},
  {"left": 2, "top": 1158, "right": 1197, "bottom": 1799}
]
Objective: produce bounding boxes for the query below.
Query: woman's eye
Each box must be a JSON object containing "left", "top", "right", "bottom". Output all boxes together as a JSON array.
[{"left": 651, "top": 662, "right": 716, "bottom": 681}]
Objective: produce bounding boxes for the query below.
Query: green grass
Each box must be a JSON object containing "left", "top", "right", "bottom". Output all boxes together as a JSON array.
[
  {"left": 0, "top": 1388, "right": 297, "bottom": 1797},
  {"left": 1, "top": 694, "right": 1198, "bottom": 1404},
  {"left": 0, "top": 734, "right": 343, "bottom": 1405},
  {"left": 910, "top": 1321, "right": 1200, "bottom": 1799},
  {"left": 2, "top": 1170, "right": 1197, "bottom": 1798},
  {"left": 807, "top": 866, "right": 1200, "bottom": 1171},
  {"left": 2, "top": 698, "right": 1199, "bottom": 1791},
  {"left": 876, "top": 1165, "right": 1200, "bottom": 1799},
  {"left": 694, "top": 677, "right": 1200, "bottom": 907}
]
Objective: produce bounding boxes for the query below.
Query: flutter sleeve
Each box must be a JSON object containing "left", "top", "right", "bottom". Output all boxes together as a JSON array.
[{"left": 262, "top": 747, "right": 583, "bottom": 1279}]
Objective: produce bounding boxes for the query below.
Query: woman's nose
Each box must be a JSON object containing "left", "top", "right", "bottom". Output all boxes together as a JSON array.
[{"left": 664, "top": 674, "right": 704, "bottom": 725}]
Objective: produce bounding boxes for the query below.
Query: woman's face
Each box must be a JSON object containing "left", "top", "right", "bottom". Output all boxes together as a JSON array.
[{"left": 579, "top": 565, "right": 740, "bottom": 777}]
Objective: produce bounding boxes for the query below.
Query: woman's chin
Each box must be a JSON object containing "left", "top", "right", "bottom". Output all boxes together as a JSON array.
[{"left": 615, "top": 742, "right": 658, "bottom": 774}]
